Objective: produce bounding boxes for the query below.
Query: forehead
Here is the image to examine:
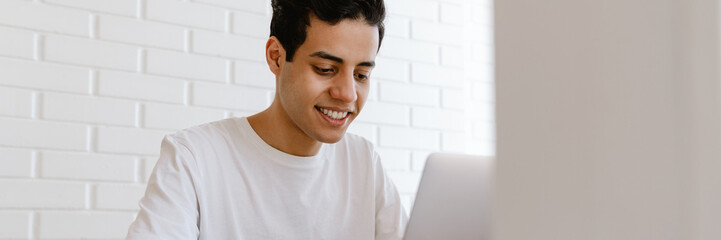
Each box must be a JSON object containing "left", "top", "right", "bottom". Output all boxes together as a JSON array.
[{"left": 298, "top": 15, "right": 380, "bottom": 63}]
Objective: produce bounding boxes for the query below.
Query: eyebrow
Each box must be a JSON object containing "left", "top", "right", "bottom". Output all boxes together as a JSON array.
[{"left": 309, "top": 51, "right": 375, "bottom": 67}]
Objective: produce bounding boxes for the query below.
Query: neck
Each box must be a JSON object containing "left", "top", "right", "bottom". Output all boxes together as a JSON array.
[{"left": 247, "top": 101, "right": 322, "bottom": 157}]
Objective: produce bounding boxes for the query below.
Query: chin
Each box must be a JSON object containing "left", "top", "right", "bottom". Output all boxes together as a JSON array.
[{"left": 313, "top": 131, "right": 346, "bottom": 144}]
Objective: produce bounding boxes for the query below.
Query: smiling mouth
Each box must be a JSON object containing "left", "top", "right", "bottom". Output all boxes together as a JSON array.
[{"left": 315, "top": 106, "right": 350, "bottom": 120}]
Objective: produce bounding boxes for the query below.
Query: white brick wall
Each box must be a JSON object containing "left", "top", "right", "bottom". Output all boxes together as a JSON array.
[
  {"left": 0, "top": 148, "right": 33, "bottom": 177},
  {"left": 0, "top": 26, "right": 35, "bottom": 59},
  {"left": 145, "top": 49, "right": 226, "bottom": 82},
  {"left": 0, "top": 210, "right": 31, "bottom": 239},
  {"left": 0, "top": 0, "right": 493, "bottom": 238},
  {"left": 40, "top": 151, "right": 137, "bottom": 182},
  {"left": 38, "top": 211, "right": 136, "bottom": 239},
  {"left": 44, "top": 35, "right": 139, "bottom": 71},
  {"left": 97, "top": 15, "right": 186, "bottom": 50}
]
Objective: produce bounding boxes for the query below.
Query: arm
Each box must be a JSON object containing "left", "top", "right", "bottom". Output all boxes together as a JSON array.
[{"left": 126, "top": 135, "right": 201, "bottom": 240}]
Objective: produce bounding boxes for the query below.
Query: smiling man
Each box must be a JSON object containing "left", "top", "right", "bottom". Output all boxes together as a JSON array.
[{"left": 125, "top": 0, "right": 407, "bottom": 239}]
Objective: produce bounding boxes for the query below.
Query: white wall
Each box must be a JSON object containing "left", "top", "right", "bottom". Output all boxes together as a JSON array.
[
  {"left": 0, "top": 0, "right": 493, "bottom": 239},
  {"left": 495, "top": 0, "right": 721, "bottom": 239}
]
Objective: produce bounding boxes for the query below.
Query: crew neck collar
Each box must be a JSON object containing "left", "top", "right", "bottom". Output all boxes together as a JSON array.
[{"left": 236, "top": 117, "right": 326, "bottom": 169}]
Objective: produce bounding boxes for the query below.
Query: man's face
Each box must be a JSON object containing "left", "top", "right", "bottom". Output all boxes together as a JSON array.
[{"left": 274, "top": 15, "right": 379, "bottom": 144}]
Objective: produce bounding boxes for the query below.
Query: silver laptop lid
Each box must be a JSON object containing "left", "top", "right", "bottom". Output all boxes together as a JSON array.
[{"left": 403, "top": 153, "right": 494, "bottom": 240}]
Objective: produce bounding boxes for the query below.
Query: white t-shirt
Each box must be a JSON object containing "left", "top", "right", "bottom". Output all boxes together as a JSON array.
[{"left": 126, "top": 117, "right": 408, "bottom": 239}]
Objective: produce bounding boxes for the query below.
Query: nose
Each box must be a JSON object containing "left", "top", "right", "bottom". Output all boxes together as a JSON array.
[{"left": 329, "top": 72, "right": 358, "bottom": 103}]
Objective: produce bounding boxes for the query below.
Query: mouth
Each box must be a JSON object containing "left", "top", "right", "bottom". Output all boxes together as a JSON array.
[{"left": 315, "top": 106, "right": 351, "bottom": 127}]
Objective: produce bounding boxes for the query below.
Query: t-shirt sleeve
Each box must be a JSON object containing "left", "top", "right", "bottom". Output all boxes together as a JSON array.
[
  {"left": 373, "top": 151, "right": 410, "bottom": 240},
  {"left": 126, "top": 135, "right": 201, "bottom": 240}
]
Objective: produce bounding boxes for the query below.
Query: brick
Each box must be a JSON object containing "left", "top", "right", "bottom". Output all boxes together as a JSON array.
[
  {"left": 195, "top": 0, "right": 268, "bottom": 14},
  {"left": 0, "top": 1, "right": 88, "bottom": 36},
  {"left": 411, "top": 21, "right": 463, "bottom": 46},
  {"left": 193, "top": 29, "right": 266, "bottom": 61},
  {"left": 232, "top": 11, "right": 271, "bottom": 38},
  {"left": 144, "top": 102, "right": 226, "bottom": 130},
  {"left": 40, "top": 151, "right": 136, "bottom": 182},
  {"left": 441, "top": 46, "right": 464, "bottom": 68},
  {"left": 471, "top": 81, "right": 495, "bottom": 102},
  {"left": 98, "top": 15, "right": 185, "bottom": 50},
  {"left": 471, "top": 43, "right": 494, "bottom": 64},
  {"left": 346, "top": 122, "right": 377, "bottom": 144},
  {"left": 45, "top": 0, "right": 137, "bottom": 16},
  {"left": 411, "top": 150, "right": 431, "bottom": 171},
  {"left": 0, "top": 211, "right": 30, "bottom": 239},
  {"left": 147, "top": 0, "right": 225, "bottom": 31},
  {"left": 379, "top": 82, "right": 439, "bottom": 107},
  {"left": 441, "top": 131, "right": 466, "bottom": 152},
  {"left": 0, "top": 147, "right": 32, "bottom": 178},
  {"left": 0, "top": 118, "right": 87, "bottom": 151},
  {"left": 376, "top": 148, "right": 411, "bottom": 171},
  {"left": 368, "top": 79, "right": 379, "bottom": 101},
  {"left": 401, "top": 194, "right": 413, "bottom": 214},
  {"left": 230, "top": 111, "right": 256, "bottom": 118},
  {"left": 468, "top": 140, "right": 495, "bottom": 155},
  {"left": 468, "top": 62, "right": 494, "bottom": 82},
  {"left": 441, "top": 88, "right": 465, "bottom": 110},
  {"left": 96, "top": 126, "right": 169, "bottom": 155},
  {"left": 355, "top": 101, "right": 410, "bottom": 126},
  {"left": 143, "top": 157, "right": 159, "bottom": 182},
  {"left": 472, "top": 121, "right": 496, "bottom": 141},
  {"left": 95, "top": 183, "right": 146, "bottom": 210},
  {"left": 386, "top": 1, "right": 438, "bottom": 21},
  {"left": 411, "top": 63, "right": 463, "bottom": 87},
  {"left": 146, "top": 49, "right": 226, "bottom": 82},
  {"left": 472, "top": 4, "right": 493, "bottom": 25},
  {"left": 43, "top": 92, "right": 136, "bottom": 126},
  {"left": 0, "top": 58, "right": 88, "bottom": 93},
  {"left": 469, "top": 102, "right": 495, "bottom": 122},
  {"left": 0, "top": 179, "right": 85, "bottom": 208},
  {"left": 379, "top": 126, "right": 439, "bottom": 150},
  {"left": 97, "top": 70, "right": 185, "bottom": 104},
  {"left": 0, "top": 26, "right": 34, "bottom": 59},
  {"left": 470, "top": 27, "right": 493, "bottom": 45},
  {"left": 384, "top": 15, "right": 409, "bottom": 39},
  {"left": 440, "top": 3, "right": 465, "bottom": 25},
  {"left": 0, "top": 86, "right": 33, "bottom": 118},
  {"left": 379, "top": 37, "right": 438, "bottom": 64},
  {"left": 45, "top": 35, "right": 137, "bottom": 71},
  {"left": 387, "top": 171, "right": 422, "bottom": 193},
  {"left": 373, "top": 57, "right": 409, "bottom": 82},
  {"left": 411, "top": 107, "right": 465, "bottom": 131},
  {"left": 38, "top": 211, "right": 136, "bottom": 239},
  {"left": 235, "top": 60, "right": 275, "bottom": 88},
  {"left": 192, "top": 82, "right": 270, "bottom": 111},
  {"left": 266, "top": 90, "right": 275, "bottom": 105}
]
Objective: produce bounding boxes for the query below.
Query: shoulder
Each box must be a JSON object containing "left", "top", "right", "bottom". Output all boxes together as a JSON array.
[
  {"left": 158, "top": 118, "right": 245, "bottom": 163},
  {"left": 167, "top": 118, "right": 240, "bottom": 147}
]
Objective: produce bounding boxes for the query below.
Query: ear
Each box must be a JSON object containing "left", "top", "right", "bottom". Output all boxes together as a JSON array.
[{"left": 266, "top": 36, "right": 285, "bottom": 76}]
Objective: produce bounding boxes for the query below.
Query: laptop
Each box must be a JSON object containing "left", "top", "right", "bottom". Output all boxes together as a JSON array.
[{"left": 403, "top": 153, "right": 494, "bottom": 240}]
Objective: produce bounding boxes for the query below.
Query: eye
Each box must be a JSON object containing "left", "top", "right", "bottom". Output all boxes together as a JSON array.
[
  {"left": 314, "top": 66, "right": 334, "bottom": 75},
  {"left": 355, "top": 72, "right": 369, "bottom": 82}
]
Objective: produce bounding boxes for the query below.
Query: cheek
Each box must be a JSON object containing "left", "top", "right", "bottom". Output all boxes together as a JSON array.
[
  {"left": 357, "top": 83, "right": 369, "bottom": 98},
  {"left": 355, "top": 83, "right": 370, "bottom": 110},
  {"left": 282, "top": 73, "right": 326, "bottom": 106}
]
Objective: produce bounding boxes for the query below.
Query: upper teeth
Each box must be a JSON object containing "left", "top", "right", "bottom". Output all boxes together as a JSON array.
[{"left": 319, "top": 107, "right": 348, "bottom": 120}]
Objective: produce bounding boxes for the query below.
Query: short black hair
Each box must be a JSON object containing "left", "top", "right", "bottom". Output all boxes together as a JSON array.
[{"left": 270, "top": 0, "right": 386, "bottom": 62}]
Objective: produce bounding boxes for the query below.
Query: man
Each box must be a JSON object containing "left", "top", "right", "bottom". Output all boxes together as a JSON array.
[{"left": 125, "top": 0, "right": 408, "bottom": 239}]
